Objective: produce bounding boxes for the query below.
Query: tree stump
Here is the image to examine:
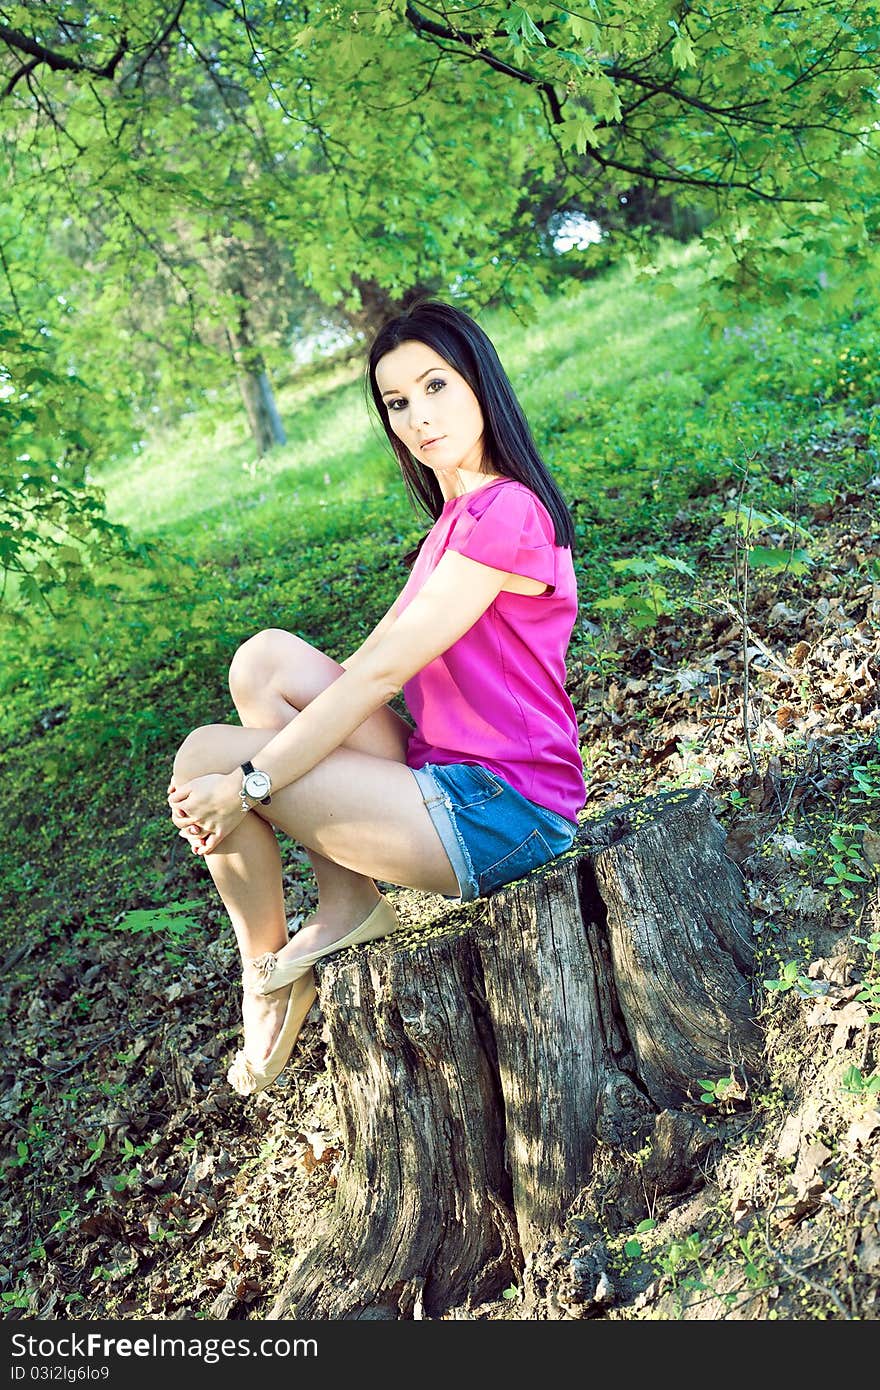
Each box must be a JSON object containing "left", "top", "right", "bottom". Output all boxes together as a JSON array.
[{"left": 270, "top": 788, "right": 762, "bottom": 1320}]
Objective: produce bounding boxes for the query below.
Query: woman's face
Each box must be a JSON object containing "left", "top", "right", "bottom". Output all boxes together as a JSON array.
[{"left": 374, "top": 339, "right": 486, "bottom": 477}]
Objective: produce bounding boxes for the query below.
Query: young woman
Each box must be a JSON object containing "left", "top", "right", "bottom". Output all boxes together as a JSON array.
[{"left": 168, "top": 300, "right": 586, "bottom": 1096}]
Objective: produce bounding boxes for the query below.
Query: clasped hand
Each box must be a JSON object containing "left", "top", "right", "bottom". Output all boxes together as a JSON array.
[{"left": 167, "top": 771, "right": 247, "bottom": 856}]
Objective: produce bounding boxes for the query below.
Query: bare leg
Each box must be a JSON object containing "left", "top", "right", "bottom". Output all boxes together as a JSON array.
[
  {"left": 227, "top": 628, "right": 410, "bottom": 946},
  {"left": 172, "top": 730, "right": 459, "bottom": 898},
  {"left": 174, "top": 629, "right": 456, "bottom": 1064},
  {"left": 172, "top": 726, "right": 459, "bottom": 1064}
]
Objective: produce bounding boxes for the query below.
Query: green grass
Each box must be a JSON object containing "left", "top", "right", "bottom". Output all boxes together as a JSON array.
[
  {"left": 1, "top": 236, "right": 878, "bottom": 947},
  {"left": 92, "top": 353, "right": 403, "bottom": 552},
  {"left": 92, "top": 244, "right": 711, "bottom": 558}
]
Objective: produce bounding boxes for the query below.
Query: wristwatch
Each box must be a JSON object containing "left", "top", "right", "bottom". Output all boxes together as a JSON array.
[{"left": 240, "top": 761, "right": 272, "bottom": 808}]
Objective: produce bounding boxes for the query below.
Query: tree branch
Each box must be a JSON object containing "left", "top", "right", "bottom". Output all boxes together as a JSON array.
[
  {"left": 0, "top": 238, "right": 22, "bottom": 320},
  {"left": 0, "top": 22, "right": 128, "bottom": 92},
  {"left": 2, "top": 54, "right": 38, "bottom": 99},
  {"left": 404, "top": 3, "right": 564, "bottom": 122},
  {"left": 123, "top": 0, "right": 188, "bottom": 91},
  {"left": 403, "top": 1, "right": 870, "bottom": 203}
]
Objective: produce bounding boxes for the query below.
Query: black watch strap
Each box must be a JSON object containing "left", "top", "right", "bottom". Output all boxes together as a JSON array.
[{"left": 241, "top": 760, "right": 271, "bottom": 805}]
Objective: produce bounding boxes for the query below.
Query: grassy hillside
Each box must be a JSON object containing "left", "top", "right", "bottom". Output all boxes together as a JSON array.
[
  {"left": 1, "top": 240, "right": 878, "bottom": 1319},
  {"left": 2, "top": 239, "right": 876, "bottom": 942}
]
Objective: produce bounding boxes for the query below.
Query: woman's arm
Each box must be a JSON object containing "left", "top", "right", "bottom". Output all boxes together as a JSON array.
[
  {"left": 257, "top": 550, "right": 510, "bottom": 783},
  {"left": 169, "top": 551, "right": 510, "bottom": 847},
  {"left": 339, "top": 597, "right": 400, "bottom": 672}
]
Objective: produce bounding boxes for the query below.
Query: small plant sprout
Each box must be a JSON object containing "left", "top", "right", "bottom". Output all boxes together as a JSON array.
[
  {"left": 853, "top": 932, "right": 880, "bottom": 1022},
  {"left": 624, "top": 1218, "right": 658, "bottom": 1259},
  {"left": 841, "top": 1065, "right": 880, "bottom": 1098},
  {"left": 823, "top": 831, "right": 870, "bottom": 901},
  {"left": 593, "top": 553, "right": 696, "bottom": 630},
  {"left": 697, "top": 1076, "right": 735, "bottom": 1105},
  {"left": 763, "top": 960, "right": 827, "bottom": 997},
  {"left": 852, "top": 757, "right": 880, "bottom": 802},
  {"left": 115, "top": 899, "right": 204, "bottom": 963},
  {"left": 696, "top": 1071, "right": 750, "bottom": 1107}
]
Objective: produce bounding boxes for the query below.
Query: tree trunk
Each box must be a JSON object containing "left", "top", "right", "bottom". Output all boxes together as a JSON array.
[
  {"left": 270, "top": 788, "right": 762, "bottom": 1320},
  {"left": 226, "top": 281, "right": 286, "bottom": 456},
  {"left": 344, "top": 274, "right": 440, "bottom": 339}
]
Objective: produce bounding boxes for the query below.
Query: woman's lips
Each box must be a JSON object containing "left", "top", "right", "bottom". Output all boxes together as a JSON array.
[{"left": 421, "top": 436, "right": 443, "bottom": 450}]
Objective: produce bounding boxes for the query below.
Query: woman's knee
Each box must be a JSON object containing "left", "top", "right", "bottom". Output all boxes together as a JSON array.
[
  {"left": 228, "top": 628, "right": 293, "bottom": 702},
  {"left": 172, "top": 724, "right": 233, "bottom": 782}
]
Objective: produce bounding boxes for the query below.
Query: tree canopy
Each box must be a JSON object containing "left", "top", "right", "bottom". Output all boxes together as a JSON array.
[{"left": 1, "top": 2, "right": 878, "bottom": 606}]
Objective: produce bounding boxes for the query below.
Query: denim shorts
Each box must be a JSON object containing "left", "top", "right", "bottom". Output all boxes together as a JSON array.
[{"left": 410, "top": 761, "right": 579, "bottom": 903}]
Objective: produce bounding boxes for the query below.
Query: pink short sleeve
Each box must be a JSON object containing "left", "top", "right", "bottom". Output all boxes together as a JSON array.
[{"left": 445, "top": 485, "right": 557, "bottom": 589}]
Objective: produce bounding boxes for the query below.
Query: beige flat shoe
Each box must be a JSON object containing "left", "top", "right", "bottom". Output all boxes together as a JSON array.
[
  {"left": 246, "top": 896, "right": 400, "bottom": 996},
  {"left": 226, "top": 968, "right": 317, "bottom": 1096}
]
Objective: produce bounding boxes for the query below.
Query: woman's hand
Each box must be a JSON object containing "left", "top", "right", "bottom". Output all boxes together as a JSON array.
[{"left": 167, "top": 772, "right": 247, "bottom": 856}]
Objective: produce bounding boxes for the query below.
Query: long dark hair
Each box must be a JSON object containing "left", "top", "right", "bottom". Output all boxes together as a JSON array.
[{"left": 365, "top": 299, "right": 575, "bottom": 558}]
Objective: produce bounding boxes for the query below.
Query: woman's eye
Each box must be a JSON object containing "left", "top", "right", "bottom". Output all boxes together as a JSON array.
[{"left": 386, "top": 379, "right": 444, "bottom": 411}]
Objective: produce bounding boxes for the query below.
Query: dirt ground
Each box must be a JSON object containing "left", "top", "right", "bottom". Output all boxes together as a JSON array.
[{"left": 2, "top": 491, "right": 878, "bottom": 1321}]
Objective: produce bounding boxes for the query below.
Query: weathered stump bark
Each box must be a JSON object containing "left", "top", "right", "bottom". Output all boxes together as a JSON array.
[{"left": 270, "top": 788, "right": 762, "bottom": 1320}]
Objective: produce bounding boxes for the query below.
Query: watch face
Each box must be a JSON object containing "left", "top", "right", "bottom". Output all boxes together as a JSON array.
[{"left": 244, "top": 770, "right": 271, "bottom": 799}]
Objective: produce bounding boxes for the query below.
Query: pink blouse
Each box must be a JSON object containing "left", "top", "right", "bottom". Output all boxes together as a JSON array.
[{"left": 397, "top": 478, "right": 585, "bottom": 823}]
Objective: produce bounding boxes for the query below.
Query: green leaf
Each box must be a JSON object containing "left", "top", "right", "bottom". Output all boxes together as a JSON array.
[
  {"left": 83, "top": 1130, "right": 107, "bottom": 1173},
  {"left": 506, "top": 7, "right": 548, "bottom": 46},
  {"left": 567, "top": 15, "right": 601, "bottom": 47},
  {"left": 749, "top": 546, "right": 812, "bottom": 574},
  {"left": 653, "top": 554, "right": 696, "bottom": 576},
  {"left": 721, "top": 506, "right": 775, "bottom": 536},
  {"left": 560, "top": 116, "right": 601, "bottom": 154},
  {"left": 610, "top": 557, "right": 656, "bottom": 576},
  {"left": 115, "top": 900, "right": 203, "bottom": 937},
  {"left": 591, "top": 77, "right": 622, "bottom": 124},
  {"left": 671, "top": 32, "right": 697, "bottom": 70}
]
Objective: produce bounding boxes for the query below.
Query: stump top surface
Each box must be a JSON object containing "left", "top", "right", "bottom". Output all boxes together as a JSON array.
[
  {"left": 314, "top": 786, "right": 711, "bottom": 973},
  {"left": 577, "top": 786, "right": 707, "bottom": 849}
]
